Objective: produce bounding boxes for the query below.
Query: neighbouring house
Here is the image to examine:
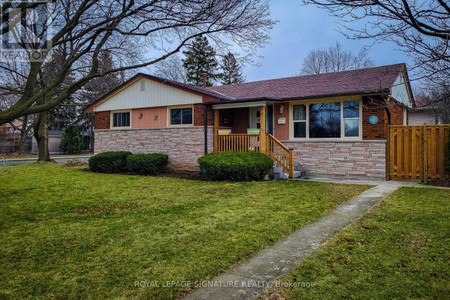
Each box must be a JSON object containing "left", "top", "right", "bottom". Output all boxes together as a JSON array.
[
  {"left": 0, "top": 121, "right": 32, "bottom": 153},
  {"left": 408, "top": 104, "right": 442, "bottom": 125},
  {"left": 85, "top": 63, "right": 413, "bottom": 179},
  {"left": 31, "top": 131, "right": 92, "bottom": 154}
]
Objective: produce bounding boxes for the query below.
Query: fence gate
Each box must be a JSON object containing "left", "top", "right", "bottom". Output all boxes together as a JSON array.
[{"left": 387, "top": 125, "right": 449, "bottom": 182}]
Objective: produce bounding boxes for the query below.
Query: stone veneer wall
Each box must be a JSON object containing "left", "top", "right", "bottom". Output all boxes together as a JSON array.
[
  {"left": 94, "top": 126, "right": 214, "bottom": 171},
  {"left": 283, "top": 141, "right": 386, "bottom": 178}
]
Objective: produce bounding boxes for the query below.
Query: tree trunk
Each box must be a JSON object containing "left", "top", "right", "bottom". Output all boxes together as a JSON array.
[
  {"left": 18, "top": 115, "right": 29, "bottom": 155},
  {"left": 34, "top": 112, "right": 50, "bottom": 161},
  {"left": 89, "top": 114, "right": 94, "bottom": 152}
]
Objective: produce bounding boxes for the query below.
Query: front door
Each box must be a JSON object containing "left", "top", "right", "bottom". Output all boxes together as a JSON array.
[
  {"left": 249, "top": 106, "right": 274, "bottom": 134},
  {"left": 267, "top": 105, "right": 273, "bottom": 135}
]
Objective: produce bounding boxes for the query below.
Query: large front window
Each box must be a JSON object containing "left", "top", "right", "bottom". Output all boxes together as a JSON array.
[
  {"left": 309, "top": 102, "right": 341, "bottom": 138},
  {"left": 170, "top": 107, "right": 192, "bottom": 125},
  {"left": 292, "top": 100, "right": 360, "bottom": 139}
]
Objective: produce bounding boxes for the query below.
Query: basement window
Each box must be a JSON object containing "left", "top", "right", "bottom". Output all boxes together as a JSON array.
[{"left": 112, "top": 111, "right": 131, "bottom": 128}]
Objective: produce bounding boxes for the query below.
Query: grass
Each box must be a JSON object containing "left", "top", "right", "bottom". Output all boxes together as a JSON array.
[
  {"left": 0, "top": 163, "right": 370, "bottom": 299},
  {"left": 1, "top": 153, "right": 92, "bottom": 159},
  {"left": 259, "top": 187, "right": 450, "bottom": 299}
]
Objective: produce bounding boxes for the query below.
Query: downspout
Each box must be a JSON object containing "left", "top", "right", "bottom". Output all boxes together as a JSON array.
[
  {"left": 385, "top": 96, "right": 392, "bottom": 125},
  {"left": 204, "top": 104, "right": 208, "bottom": 154},
  {"left": 203, "top": 74, "right": 208, "bottom": 154}
]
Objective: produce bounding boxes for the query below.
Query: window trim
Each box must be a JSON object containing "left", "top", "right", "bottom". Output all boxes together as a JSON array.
[
  {"left": 110, "top": 110, "right": 132, "bottom": 129},
  {"left": 289, "top": 97, "right": 362, "bottom": 141},
  {"left": 292, "top": 104, "right": 307, "bottom": 138},
  {"left": 167, "top": 105, "right": 194, "bottom": 127}
]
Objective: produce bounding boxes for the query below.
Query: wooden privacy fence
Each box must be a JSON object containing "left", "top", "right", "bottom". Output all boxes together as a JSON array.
[{"left": 387, "top": 125, "right": 449, "bottom": 182}]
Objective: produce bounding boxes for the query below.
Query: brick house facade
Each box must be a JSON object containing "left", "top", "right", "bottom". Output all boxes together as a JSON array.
[{"left": 86, "top": 64, "right": 413, "bottom": 179}]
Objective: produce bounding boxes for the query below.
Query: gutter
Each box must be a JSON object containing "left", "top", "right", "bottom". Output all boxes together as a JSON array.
[{"left": 211, "top": 90, "right": 389, "bottom": 105}]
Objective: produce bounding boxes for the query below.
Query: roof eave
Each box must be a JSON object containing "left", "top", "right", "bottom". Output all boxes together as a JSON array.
[{"left": 215, "top": 90, "right": 389, "bottom": 105}]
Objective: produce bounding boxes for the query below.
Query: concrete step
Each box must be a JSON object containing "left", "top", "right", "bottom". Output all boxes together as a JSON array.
[
  {"left": 273, "top": 170, "right": 301, "bottom": 180},
  {"left": 273, "top": 166, "right": 283, "bottom": 174}
]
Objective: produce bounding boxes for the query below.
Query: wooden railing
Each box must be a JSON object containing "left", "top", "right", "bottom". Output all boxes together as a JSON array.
[
  {"left": 216, "top": 134, "right": 261, "bottom": 152},
  {"left": 266, "top": 134, "right": 294, "bottom": 178},
  {"left": 215, "top": 133, "right": 294, "bottom": 178}
]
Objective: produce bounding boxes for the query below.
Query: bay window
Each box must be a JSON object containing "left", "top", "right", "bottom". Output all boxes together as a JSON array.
[{"left": 291, "top": 99, "right": 361, "bottom": 139}]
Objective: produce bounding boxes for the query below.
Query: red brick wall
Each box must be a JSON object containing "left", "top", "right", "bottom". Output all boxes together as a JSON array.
[
  {"left": 219, "top": 109, "right": 235, "bottom": 127},
  {"left": 193, "top": 104, "right": 213, "bottom": 126},
  {"left": 362, "top": 96, "right": 406, "bottom": 140},
  {"left": 362, "top": 97, "right": 388, "bottom": 140},
  {"left": 94, "top": 111, "right": 110, "bottom": 130},
  {"left": 274, "top": 102, "right": 289, "bottom": 141},
  {"left": 388, "top": 101, "right": 404, "bottom": 125}
]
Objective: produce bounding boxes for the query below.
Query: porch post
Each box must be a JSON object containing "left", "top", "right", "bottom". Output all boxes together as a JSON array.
[
  {"left": 260, "top": 106, "right": 266, "bottom": 153},
  {"left": 214, "top": 109, "right": 219, "bottom": 152}
]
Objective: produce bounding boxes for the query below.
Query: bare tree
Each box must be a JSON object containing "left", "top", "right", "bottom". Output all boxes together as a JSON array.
[
  {"left": 0, "top": 0, "right": 275, "bottom": 125},
  {"left": 302, "top": 0, "right": 450, "bottom": 83},
  {"left": 152, "top": 55, "right": 187, "bottom": 83},
  {"left": 300, "top": 41, "right": 374, "bottom": 75}
]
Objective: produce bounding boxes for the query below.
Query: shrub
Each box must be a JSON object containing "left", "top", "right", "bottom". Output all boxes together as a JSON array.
[
  {"left": 126, "top": 153, "right": 168, "bottom": 175},
  {"left": 88, "top": 151, "right": 132, "bottom": 173},
  {"left": 60, "top": 124, "right": 83, "bottom": 154},
  {"left": 198, "top": 151, "right": 273, "bottom": 181}
]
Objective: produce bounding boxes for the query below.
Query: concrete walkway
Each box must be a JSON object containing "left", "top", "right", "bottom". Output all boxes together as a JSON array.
[{"left": 184, "top": 181, "right": 409, "bottom": 300}]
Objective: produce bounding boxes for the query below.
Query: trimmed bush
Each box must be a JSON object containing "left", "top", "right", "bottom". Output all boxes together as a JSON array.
[
  {"left": 88, "top": 151, "right": 132, "bottom": 173},
  {"left": 126, "top": 153, "right": 168, "bottom": 175},
  {"left": 198, "top": 151, "right": 273, "bottom": 181}
]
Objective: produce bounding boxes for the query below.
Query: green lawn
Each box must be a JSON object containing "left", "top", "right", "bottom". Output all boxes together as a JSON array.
[
  {"left": 259, "top": 187, "right": 450, "bottom": 299},
  {"left": 0, "top": 163, "right": 370, "bottom": 299}
]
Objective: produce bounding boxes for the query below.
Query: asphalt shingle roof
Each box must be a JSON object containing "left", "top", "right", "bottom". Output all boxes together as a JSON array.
[{"left": 207, "top": 63, "right": 405, "bottom": 101}]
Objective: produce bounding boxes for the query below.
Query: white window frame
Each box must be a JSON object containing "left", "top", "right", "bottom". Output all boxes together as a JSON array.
[
  {"left": 167, "top": 105, "right": 194, "bottom": 127},
  {"left": 292, "top": 104, "right": 307, "bottom": 138},
  {"left": 110, "top": 110, "right": 131, "bottom": 129},
  {"left": 289, "top": 97, "right": 363, "bottom": 141}
]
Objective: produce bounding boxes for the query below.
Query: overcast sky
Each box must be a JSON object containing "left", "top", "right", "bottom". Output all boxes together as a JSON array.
[{"left": 243, "top": 0, "right": 412, "bottom": 82}]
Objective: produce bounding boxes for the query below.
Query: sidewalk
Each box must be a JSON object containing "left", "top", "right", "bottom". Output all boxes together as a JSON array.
[{"left": 184, "top": 181, "right": 409, "bottom": 300}]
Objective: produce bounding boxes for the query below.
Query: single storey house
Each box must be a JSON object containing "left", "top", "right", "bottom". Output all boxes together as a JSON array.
[{"left": 85, "top": 63, "right": 413, "bottom": 179}]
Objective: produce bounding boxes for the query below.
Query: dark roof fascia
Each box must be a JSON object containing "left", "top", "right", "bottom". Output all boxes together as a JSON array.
[{"left": 213, "top": 90, "right": 388, "bottom": 105}]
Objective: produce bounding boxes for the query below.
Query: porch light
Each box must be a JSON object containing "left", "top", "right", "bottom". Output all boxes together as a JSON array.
[
  {"left": 280, "top": 105, "right": 284, "bottom": 114},
  {"left": 138, "top": 113, "right": 143, "bottom": 119}
]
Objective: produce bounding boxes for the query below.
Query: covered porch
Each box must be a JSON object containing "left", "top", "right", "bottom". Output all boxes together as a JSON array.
[{"left": 211, "top": 102, "right": 295, "bottom": 178}]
